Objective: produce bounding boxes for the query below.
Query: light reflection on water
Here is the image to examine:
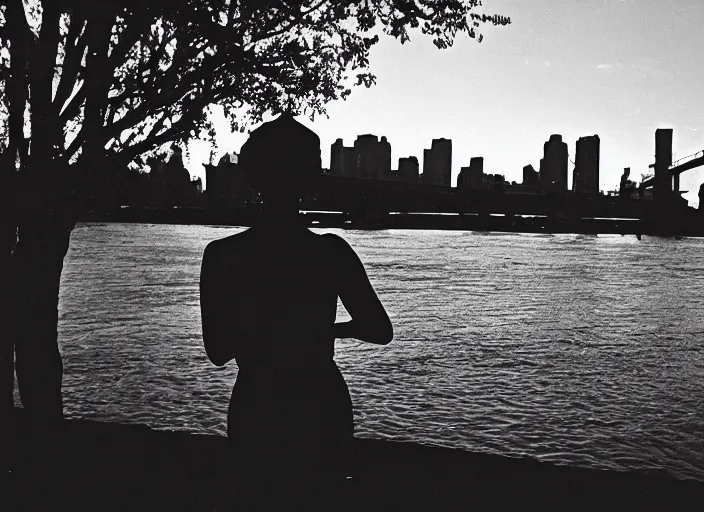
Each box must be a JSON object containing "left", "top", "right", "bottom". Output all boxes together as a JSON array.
[{"left": 27, "top": 223, "right": 704, "bottom": 481}]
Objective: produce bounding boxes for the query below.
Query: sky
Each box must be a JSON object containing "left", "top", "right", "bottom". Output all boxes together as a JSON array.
[{"left": 186, "top": 0, "right": 704, "bottom": 207}]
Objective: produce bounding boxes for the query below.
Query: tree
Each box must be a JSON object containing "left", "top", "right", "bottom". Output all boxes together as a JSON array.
[{"left": 0, "top": 0, "right": 510, "bottom": 420}]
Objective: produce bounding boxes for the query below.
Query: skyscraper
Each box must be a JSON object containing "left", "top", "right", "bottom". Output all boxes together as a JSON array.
[
  {"left": 573, "top": 135, "right": 600, "bottom": 194},
  {"left": 421, "top": 138, "right": 452, "bottom": 186},
  {"left": 540, "top": 134, "right": 568, "bottom": 191},
  {"left": 330, "top": 135, "right": 394, "bottom": 180},
  {"left": 330, "top": 139, "right": 346, "bottom": 176},
  {"left": 378, "top": 136, "right": 392, "bottom": 180},
  {"left": 354, "top": 134, "right": 381, "bottom": 179},
  {"left": 330, "top": 138, "right": 357, "bottom": 177}
]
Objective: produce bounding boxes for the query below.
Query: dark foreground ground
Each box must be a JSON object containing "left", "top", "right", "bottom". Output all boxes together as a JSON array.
[{"left": 3, "top": 408, "right": 703, "bottom": 511}]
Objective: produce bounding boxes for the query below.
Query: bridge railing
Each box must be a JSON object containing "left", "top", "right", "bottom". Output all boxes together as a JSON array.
[{"left": 672, "top": 150, "right": 704, "bottom": 169}]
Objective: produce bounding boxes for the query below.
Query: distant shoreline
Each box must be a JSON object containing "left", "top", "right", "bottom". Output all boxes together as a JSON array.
[{"left": 78, "top": 207, "right": 704, "bottom": 237}]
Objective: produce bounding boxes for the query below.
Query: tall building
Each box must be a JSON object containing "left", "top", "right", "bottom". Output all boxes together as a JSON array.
[
  {"left": 378, "top": 136, "right": 392, "bottom": 180},
  {"left": 421, "top": 138, "right": 452, "bottom": 186},
  {"left": 397, "top": 157, "right": 419, "bottom": 182},
  {"left": 330, "top": 139, "right": 357, "bottom": 177},
  {"left": 331, "top": 135, "right": 392, "bottom": 180},
  {"left": 457, "top": 157, "right": 484, "bottom": 189},
  {"left": 654, "top": 128, "right": 673, "bottom": 203},
  {"left": 540, "top": 134, "right": 568, "bottom": 191},
  {"left": 204, "top": 162, "right": 217, "bottom": 198},
  {"left": 330, "top": 139, "right": 345, "bottom": 175},
  {"left": 355, "top": 134, "right": 381, "bottom": 179},
  {"left": 522, "top": 164, "right": 539, "bottom": 187},
  {"left": 573, "top": 135, "right": 600, "bottom": 194}
]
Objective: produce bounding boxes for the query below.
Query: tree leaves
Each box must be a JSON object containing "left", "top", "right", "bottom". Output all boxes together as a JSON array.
[{"left": 0, "top": 0, "right": 510, "bottom": 184}]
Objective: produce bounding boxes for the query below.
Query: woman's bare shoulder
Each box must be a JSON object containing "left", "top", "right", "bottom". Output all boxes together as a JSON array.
[
  {"left": 204, "top": 229, "right": 255, "bottom": 258},
  {"left": 315, "top": 232, "right": 352, "bottom": 252}
]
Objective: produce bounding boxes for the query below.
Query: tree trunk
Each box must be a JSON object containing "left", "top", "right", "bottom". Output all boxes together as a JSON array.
[
  {"left": 11, "top": 207, "right": 74, "bottom": 428},
  {"left": 0, "top": 225, "right": 16, "bottom": 411},
  {"left": 1, "top": 161, "right": 17, "bottom": 412}
]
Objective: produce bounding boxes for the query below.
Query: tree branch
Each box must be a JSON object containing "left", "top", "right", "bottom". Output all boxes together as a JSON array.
[
  {"left": 107, "top": 9, "right": 153, "bottom": 75},
  {"left": 247, "top": 0, "right": 329, "bottom": 48},
  {"left": 53, "top": 12, "right": 87, "bottom": 115},
  {"left": 81, "top": 6, "right": 118, "bottom": 163},
  {"left": 115, "top": 107, "right": 199, "bottom": 167},
  {"left": 63, "top": 123, "right": 85, "bottom": 162},
  {"left": 3, "top": 0, "right": 29, "bottom": 173},
  {"left": 104, "top": 44, "right": 224, "bottom": 142},
  {"left": 121, "top": 105, "right": 169, "bottom": 149},
  {"left": 28, "top": 0, "right": 62, "bottom": 165},
  {"left": 106, "top": 31, "right": 176, "bottom": 113},
  {"left": 59, "top": 80, "right": 84, "bottom": 122}
]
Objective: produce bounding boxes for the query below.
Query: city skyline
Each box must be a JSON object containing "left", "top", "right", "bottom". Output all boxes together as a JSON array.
[
  {"left": 185, "top": 0, "right": 704, "bottom": 207},
  {"left": 324, "top": 131, "right": 602, "bottom": 196},
  {"left": 188, "top": 127, "right": 655, "bottom": 194}
]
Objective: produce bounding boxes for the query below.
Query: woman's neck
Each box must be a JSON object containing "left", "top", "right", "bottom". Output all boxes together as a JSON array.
[
  {"left": 252, "top": 194, "right": 305, "bottom": 233},
  {"left": 255, "top": 211, "right": 305, "bottom": 234}
]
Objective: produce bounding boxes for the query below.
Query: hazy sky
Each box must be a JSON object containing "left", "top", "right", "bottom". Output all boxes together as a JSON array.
[{"left": 186, "top": 0, "right": 704, "bottom": 207}]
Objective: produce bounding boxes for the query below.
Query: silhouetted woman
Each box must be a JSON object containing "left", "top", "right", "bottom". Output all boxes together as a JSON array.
[{"left": 199, "top": 115, "right": 393, "bottom": 506}]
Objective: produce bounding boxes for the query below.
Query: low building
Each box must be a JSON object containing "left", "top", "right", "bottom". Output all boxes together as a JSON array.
[
  {"left": 522, "top": 164, "right": 540, "bottom": 187},
  {"left": 203, "top": 152, "right": 257, "bottom": 207}
]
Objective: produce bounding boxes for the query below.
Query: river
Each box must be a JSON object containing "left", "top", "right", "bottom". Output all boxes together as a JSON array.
[{"left": 21, "top": 223, "right": 704, "bottom": 481}]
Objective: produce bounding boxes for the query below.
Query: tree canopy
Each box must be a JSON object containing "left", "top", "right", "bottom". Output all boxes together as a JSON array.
[{"left": 0, "top": 0, "right": 510, "bottom": 207}]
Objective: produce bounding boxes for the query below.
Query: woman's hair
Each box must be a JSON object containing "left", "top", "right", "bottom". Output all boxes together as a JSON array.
[{"left": 238, "top": 115, "right": 322, "bottom": 197}]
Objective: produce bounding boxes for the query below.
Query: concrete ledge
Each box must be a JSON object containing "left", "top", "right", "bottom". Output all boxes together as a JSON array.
[{"left": 3, "top": 408, "right": 703, "bottom": 510}]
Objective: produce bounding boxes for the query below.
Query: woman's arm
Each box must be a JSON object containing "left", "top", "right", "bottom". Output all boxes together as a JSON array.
[
  {"left": 330, "top": 235, "right": 393, "bottom": 345},
  {"left": 200, "top": 242, "right": 238, "bottom": 366}
]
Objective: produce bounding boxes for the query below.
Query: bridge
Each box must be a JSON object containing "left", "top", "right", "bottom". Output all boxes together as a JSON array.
[
  {"left": 638, "top": 129, "right": 704, "bottom": 206},
  {"left": 302, "top": 174, "right": 637, "bottom": 219}
]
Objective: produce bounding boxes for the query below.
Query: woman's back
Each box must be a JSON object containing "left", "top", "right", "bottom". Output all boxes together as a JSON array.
[
  {"left": 203, "top": 226, "right": 341, "bottom": 369},
  {"left": 201, "top": 227, "right": 357, "bottom": 488}
]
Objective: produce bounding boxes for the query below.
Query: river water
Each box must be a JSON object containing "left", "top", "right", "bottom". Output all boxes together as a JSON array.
[{"left": 27, "top": 223, "right": 704, "bottom": 481}]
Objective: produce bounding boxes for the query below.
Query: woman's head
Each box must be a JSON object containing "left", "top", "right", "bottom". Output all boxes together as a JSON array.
[{"left": 239, "top": 115, "right": 322, "bottom": 206}]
